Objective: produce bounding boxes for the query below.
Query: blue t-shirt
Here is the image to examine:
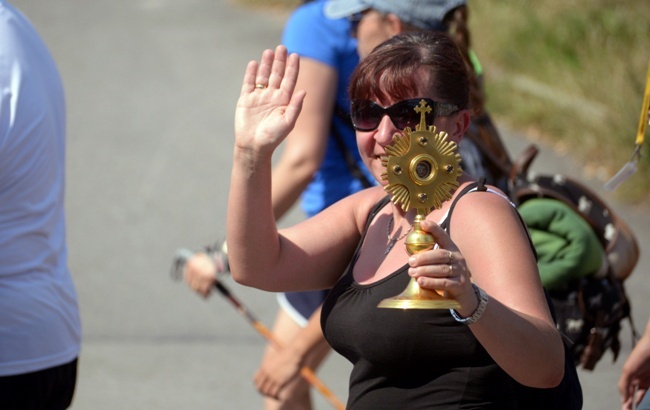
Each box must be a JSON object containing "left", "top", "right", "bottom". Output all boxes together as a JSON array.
[{"left": 282, "top": 0, "right": 373, "bottom": 217}]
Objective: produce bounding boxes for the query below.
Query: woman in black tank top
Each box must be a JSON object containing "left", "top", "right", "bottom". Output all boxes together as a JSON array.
[{"left": 226, "top": 32, "right": 570, "bottom": 409}]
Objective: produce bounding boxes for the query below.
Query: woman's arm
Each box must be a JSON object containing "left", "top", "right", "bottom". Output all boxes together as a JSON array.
[
  {"left": 409, "top": 191, "right": 564, "bottom": 388},
  {"left": 185, "top": 59, "right": 338, "bottom": 297},
  {"left": 227, "top": 46, "right": 304, "bottom": 288},
  {"left": 230, "top": 185, "right": 380, "bottom": 292},
  {"left": 227, "top": 46, "right": 378, "bottom": 293}
]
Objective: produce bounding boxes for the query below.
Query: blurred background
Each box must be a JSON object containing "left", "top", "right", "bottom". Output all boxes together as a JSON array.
[
  {"left": 10, "top": 0, "right": 650, "bottom": 408},
  {"left": 248, "top": 0, "right": 650, "bottom": 203}
]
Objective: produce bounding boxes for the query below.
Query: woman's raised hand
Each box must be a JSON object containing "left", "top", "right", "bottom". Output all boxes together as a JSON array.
[{"left": 235, "top": 45, "right": 306, "bottom": 156}]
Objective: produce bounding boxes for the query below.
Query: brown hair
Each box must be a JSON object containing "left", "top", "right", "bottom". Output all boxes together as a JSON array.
[
  {"left": 349, "top": 31, "right": 469, "bottom": 110},
  {"left": 353, "top": 5, "right": 485, "bottom": 116}
]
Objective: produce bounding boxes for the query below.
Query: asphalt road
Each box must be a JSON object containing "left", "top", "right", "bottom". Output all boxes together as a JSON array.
[{"left": 11, "top": 0, "right": 650, "bottom": 408}]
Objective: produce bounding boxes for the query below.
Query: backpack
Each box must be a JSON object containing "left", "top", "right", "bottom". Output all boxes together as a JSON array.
[{"left": 508, "top": 144, "right": 640, "bottom": 370}]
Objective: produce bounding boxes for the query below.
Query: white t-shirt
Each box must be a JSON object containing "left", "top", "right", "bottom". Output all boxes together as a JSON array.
[{"left": 0, "top": 0, "right": 81, "bottom": 376}]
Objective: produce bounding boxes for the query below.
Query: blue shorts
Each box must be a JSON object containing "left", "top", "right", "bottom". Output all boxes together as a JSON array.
[
  {"left": 278, "top": 289, "right": 330, "bottom": 327},
  {"left": 639, "top": 393, "right": 650, "bottom": 410}
]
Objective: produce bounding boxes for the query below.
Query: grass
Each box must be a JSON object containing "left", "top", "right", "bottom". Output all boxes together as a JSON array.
[
  {"left": 468, "top": 0, "right": 650, "bottom": 203},
  {"left": 233, "top": 0, "right": 301, "bottom": 11},
  {"left": 236, "top": 0, "right": 650, "bottom": 204}
]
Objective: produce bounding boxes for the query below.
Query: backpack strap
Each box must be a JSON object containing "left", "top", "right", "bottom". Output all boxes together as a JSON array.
[
  {"left": 439, "top": 178, "right": 485, "bottom": 232},
  {"left": 331, "top": 104, "right": 374, "bottom": 189}
]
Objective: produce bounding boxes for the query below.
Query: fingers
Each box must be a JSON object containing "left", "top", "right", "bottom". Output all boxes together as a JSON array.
[
  {"left": 255, "top": 48, "right": 275, "bottom": 89},
  {"left": 240, "top": 60, "right": 259, "bottom": 96},
  {"left": 279, "top": 51, "right": 300, "bottom": 95},
  {"left": 619, "top": 384, "right": 633, "bottom": 410},
  {"left": 406, "top": 220, "right": 472, "bottom": 296},
  {"left": 618, "top": 373, "right": 631, "bottom": 397},
  {"left": 239, "top": 46, "right": 303, "bottom": 128},
  {"left": 635, "top": 388, "right": 649, "bottom": 409},
  {"left": 240, "top": 47, "right": 277, "bottom": 96},
  {"left": 254, "top": 368, "right": 282, "bottom": 400},
  {"left": 267, "top": 46, "right": 287, "bottom": 90},
  {"left": 284, "top": 89, "right": 306, "bottom": 129},
  {"left": 242, "top": 45, "right": 298, "bottom": 92},
  {"left": 183, "top": 253, "right": 217, "bottom": 298},
  {"left": 408, "top": 249, "right": 462, "bottom": 280},
  {"left": 420, "top": 219, "right": 453, "bottom": 249}
]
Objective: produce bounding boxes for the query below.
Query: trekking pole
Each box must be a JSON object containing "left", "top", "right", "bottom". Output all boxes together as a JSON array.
[{"left": 170, "top": 249, "right": 346, "bottom": 410}]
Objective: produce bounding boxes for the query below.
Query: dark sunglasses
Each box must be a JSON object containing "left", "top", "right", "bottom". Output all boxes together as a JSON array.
[
  {"left": 348, "top": 11, "right": 365, "bottom": 24},
  {"left": 350, "top": 98, "right": 459, "bottom": 132},
  {"left": 348, "top": 11, "right": 367, "bottom": 35}
]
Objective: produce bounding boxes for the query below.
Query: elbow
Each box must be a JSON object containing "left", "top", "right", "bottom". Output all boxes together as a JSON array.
[
  {"left": 544, "top": 334, "right": 566, "bottom": 388},
  {"left": 230, "top": 270, "right": 256, "bottom": 288},
  {"left": 230, "top": 265, "right": 278, "bottom": 291},
  {"left": 296, "top": 159, "right": 321, "bottom": 183},
  {"left": 228, "top": 258, "right": 254, "bottom": 287},
  {"left": 519, "top": 355, "right": 565, "bottom": 389},
  {"left": 512, "top": 331, "right": 565, "bottom": 388},
  {"left": 284, "top": 155, "right": 321, "bottom": 183},
  {"left": 542, "top": 356, "right": 565, "bottom": 389},
  {"left": 230, "top": 271, "right": 245, "bottom": 285},
  {"left": 532, "top": 338, "right": 566, "bottom": 388}
]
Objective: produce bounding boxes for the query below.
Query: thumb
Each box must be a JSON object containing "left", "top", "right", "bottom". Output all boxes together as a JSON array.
[
  {"left": 420, "top": 219, "right": 452, "bottom": 249},
  {"left": 284, "top": 89, "right": 306, "bottom": 128}
]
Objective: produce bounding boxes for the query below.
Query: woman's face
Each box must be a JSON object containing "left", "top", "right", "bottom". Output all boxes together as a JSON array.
[
  {"left": 354, "top": 81, "right": 466, "bottom": 185},
  {"left": 354, "top": 10, "right": 395, "bottom": 60}
]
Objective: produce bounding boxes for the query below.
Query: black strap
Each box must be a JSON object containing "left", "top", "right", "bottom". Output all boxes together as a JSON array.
[
  {"left": 346, "top": 196, "right": 392, "bottom": 270},
  {"left": 331, "top": 105, "right": 374, "bottom": 189},
  {"left": 441, "top": 177, "right": 537, "bottom": 262},
  {"left": 439, "top": 177, "right": 487, "bottom": 232}
]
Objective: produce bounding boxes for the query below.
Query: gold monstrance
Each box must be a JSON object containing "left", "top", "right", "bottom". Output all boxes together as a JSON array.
[{"left": 377, "top": 100, "right": 463, "bottom": 309}]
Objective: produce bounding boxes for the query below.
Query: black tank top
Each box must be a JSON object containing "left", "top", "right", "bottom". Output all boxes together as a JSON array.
[{"left": 321, "top": 195, "right": 520, "bottom": 409}]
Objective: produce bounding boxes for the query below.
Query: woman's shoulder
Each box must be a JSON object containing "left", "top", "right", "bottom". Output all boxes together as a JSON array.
[
  {"left": 452, "top": 179, "right": 511, "bottom": 206},
  {"left": 283, "top": 1, "right": 350, "bottom": 42},
  {"left": 332, "top": 186, "right": 390, "bottom": 230},
  {"left": 444, "top": 179, "right": 515, "bottom": 225},
  {"left": 345, "top": 186, "right": 390, "bottom": 211}
]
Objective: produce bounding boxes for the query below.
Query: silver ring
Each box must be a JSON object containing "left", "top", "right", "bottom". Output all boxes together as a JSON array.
[
  {"left": 448, "top": 250, "right": 454, "bottom": 264},
  {"left": 449, "top": 264, "right": 454, "bottom": 275},
  {"left": 255, "top": 84, "right": 266, "bottom": 89}
]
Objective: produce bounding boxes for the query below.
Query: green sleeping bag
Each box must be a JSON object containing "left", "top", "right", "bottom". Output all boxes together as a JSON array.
[{"left": 518, "top": 198, "right": 605, "bottom": 290}]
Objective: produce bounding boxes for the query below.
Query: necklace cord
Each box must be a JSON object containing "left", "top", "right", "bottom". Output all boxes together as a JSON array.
[{"left": 385, "top": 215, "right": 414, "bottom": 255}]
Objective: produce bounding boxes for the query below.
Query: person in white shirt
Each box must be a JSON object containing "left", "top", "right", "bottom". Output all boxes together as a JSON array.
[{"left": 0, "top": 1, "right": 81, "bottom": 408}]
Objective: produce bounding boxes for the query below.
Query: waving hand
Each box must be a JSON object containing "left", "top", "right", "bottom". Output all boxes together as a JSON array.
[{"left": 235, "top": 45, "right": 306, "bottom": 156}]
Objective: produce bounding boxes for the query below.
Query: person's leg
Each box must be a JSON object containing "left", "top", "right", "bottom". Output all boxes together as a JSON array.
[
  {"left": 263, "top": 309, "right": 331, "bottom": 410},
  {"left": 0, "top": 357, "right": 78, "bottom": 410}
]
